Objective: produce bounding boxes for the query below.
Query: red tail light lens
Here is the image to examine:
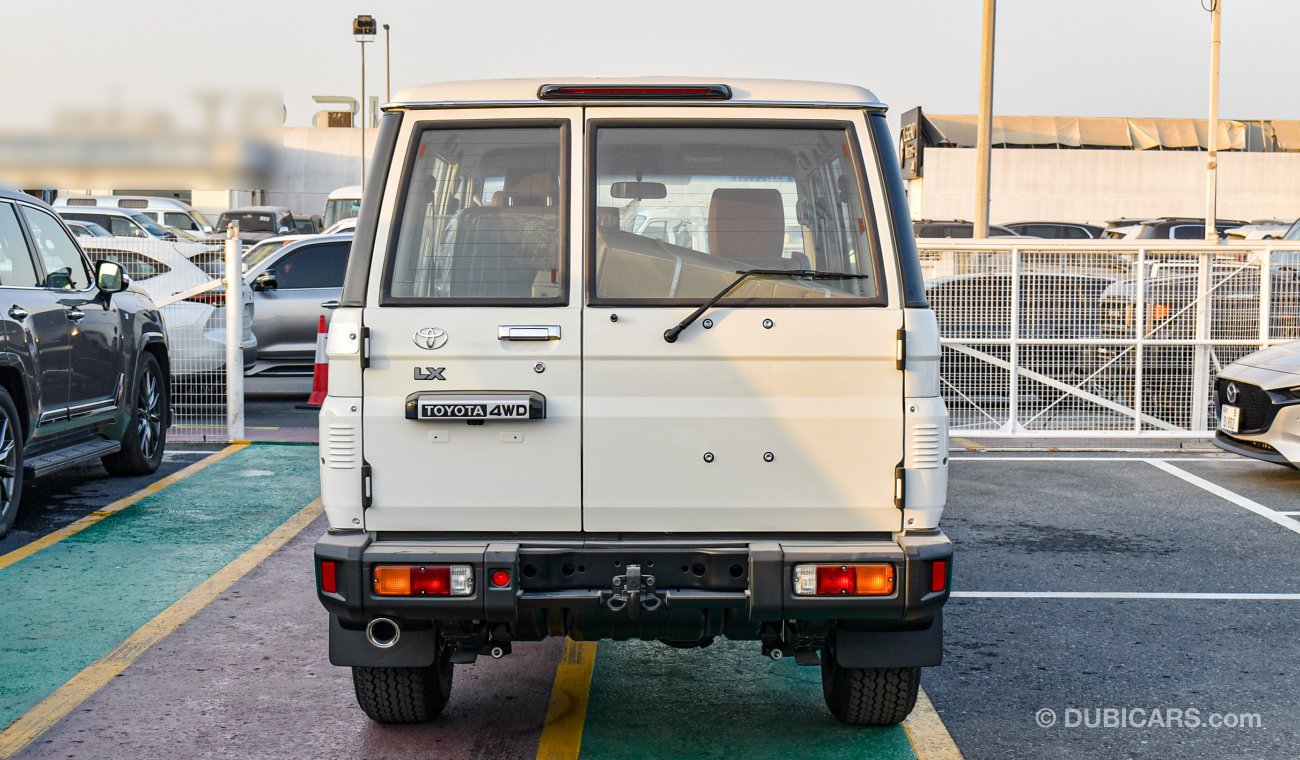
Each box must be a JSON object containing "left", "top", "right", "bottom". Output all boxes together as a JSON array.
[
  {"left": 372, "top": 564, "right": 474, "bottom": 596},
  {"left": 930, "top": 560, "right": 948, "bottom": 593},
  {"left": 320, "top": 561, "right": 337, "bottom": 593},
  {"left": 184, "top": 291, "right": 225, "bottom": 305},
  {"left": 538, "top": 84, "right": 732, "bottom": 101}
]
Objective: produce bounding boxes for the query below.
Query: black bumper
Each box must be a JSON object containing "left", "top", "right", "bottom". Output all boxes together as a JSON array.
[
  {"left": 1214, "top": 431, "right": 1296, "bottom": 468},
  {"left": 315, "top": 531, "right": 951, "bottom": 642}
]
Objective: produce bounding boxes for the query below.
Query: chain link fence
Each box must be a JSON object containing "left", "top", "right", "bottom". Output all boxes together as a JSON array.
[
  {"left": 918, "top": 241, "right": 1300, "bottom": 438},
  {"left": 80, "top": 233, "right": 247, "bottom": 442}
]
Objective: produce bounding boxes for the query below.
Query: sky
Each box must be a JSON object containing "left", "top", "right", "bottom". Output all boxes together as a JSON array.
[{"left": 2, "top": 0, "right": 1296, "bottom": 132}]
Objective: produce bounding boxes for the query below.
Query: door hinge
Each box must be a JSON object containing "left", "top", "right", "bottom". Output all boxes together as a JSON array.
[
  {"left": 361, "top": 462, "right": 373, "bottom": 508},
  {"left": 360, "top": 326, "right": 371, "bottom": 370},
  {"left": 894, "top": 465, "right": 905, "bottom": 509},
  {"left": 895, "top": 328, "right": 906, "bottom": 371}
]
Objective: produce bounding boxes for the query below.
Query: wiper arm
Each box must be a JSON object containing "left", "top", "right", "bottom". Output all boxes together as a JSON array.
[{"left": 663, "top": 268, "right": 870, "bottom": 343}]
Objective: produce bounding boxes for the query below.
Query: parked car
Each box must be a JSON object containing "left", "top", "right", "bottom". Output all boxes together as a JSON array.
[
  {"left": 322, "top": 216, "right": 357, "bottom": 235},
  {"left": 0, "top": 190, "right": 171, "bottom": 538},
  {"left": 1214, "top": 340, "right": 1300, "bottom": 468},
  {"left": 1101, "top": 217, "right": 1248, "bottom": 241},
  {"left": 55, "top": 195, "right": 213, "bottom": 234},
  {"left": 1224, "top": 220, "right": 1293, "bottom": 241},
  {"left": 55, "top": 207, "right": 177, "bottom": 241},
  {"left": 913, "top": 219, "right": 1015, "bottom": 238},
  {"left": 315, "top": 78, "right": 951, "bottom": 728},
  {"left": 78, "top": 237, "right": 257, "bottom": 378},
  {"left": 323, "top": 185, "right": 362, "bottom": 229},
  {"left": 242, "top": 235, "right": 300, "bottom": 272},
  {"left": 1089, "top": 262, "right": 1300, "bottom": 422},
  {"left": 244, "top": 234, "right": 350, "bottom": 376},
  {"left": 65, "top": 220, "right": 112, "bottom": 238},
  {"left": 293, "top": 214, "right": 324, "bottom": 235},
  {"left": 214, "top": 206, "right": 296, "bottom": 245},
  {"left": 1003, "top": 221, "right": 1103, "bottom": 239}
]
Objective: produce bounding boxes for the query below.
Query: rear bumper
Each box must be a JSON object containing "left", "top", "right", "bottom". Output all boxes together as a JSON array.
[{"left": 315, "top": 530, "right": 951, "bottom": 641}]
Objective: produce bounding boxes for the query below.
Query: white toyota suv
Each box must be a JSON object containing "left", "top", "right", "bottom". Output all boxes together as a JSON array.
[{"left": 314, "top": 78, "right": 951, "bottom": 727}]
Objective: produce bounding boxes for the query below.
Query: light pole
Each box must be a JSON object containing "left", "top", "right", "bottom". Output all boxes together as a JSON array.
[
  {"left": 383, "top": 23, "right": 392, "bottom": 104},
  {"left": 353, "top": 14, "right": 376, "bottom": 194},
  {"left": 973, "top": 0, "right": 996, "bottom": 238},
  {"left": 1204, "top": 0, "right": 1223, "bottom": 241}
]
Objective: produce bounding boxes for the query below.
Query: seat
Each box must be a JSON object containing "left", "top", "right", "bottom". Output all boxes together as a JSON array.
[{"left": 707, "top": 188, "right": 800, "bottom": 269}]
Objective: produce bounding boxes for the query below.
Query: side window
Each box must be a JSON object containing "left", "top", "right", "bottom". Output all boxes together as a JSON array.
[
  {"left": 0, "top": 204, "right": 41, "bottom": 287},
  {"left": 1171, "top": 224, "right": 1204, "bottom": 240},
  {"left": 86, "top": 248, "right": 170, "bottom": 282},
  {"left": 272, "top": 243, "right": 349, "bottom": 289},
  {"left": 109, "top": 217, "right": 146, "bottom": 238},
  {"left": 165, "top": 212, "right": 196, "bottom": 230},
  {"left": 642, "top": 220, "right": 668, "bottom": 242},
  {"left": 1064, "top": 226, "right": 1090, "bottom": 239},
  {"left": 20, "top": 206, "right": 91, "bottom": 289}
]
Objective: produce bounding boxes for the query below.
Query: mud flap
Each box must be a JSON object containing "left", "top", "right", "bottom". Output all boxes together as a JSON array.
[{"left": 833, "top": 613, "right": 942, "bottom": 668}]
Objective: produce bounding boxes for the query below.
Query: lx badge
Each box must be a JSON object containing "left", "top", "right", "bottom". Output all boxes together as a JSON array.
[{"left": 414, "top": 367, "right": 446, "bottom": 381}]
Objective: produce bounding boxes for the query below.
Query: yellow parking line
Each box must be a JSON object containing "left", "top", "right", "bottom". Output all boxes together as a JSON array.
[
  {"left": 0, "top": 443, "right": 247, "bottom": 573},
  {"left": 535, "top": 640, "right": 597, "bottom": 760},
  {"left": 903, "top": 687, "right": 965, "bottom": 760},
  {"left": 951, "top": 437, "right": 985, "bottom": 452},
  {"left": 0, "top": 497, "right": 322, "bottom": 759}
]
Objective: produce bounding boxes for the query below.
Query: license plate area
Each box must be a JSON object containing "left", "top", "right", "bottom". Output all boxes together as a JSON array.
[
  {"left": 1220, "top": 404, "right": 1240, "bottom": 433},
  {"left": 405, "top": 391, "right": 546, "bottom": 421}
]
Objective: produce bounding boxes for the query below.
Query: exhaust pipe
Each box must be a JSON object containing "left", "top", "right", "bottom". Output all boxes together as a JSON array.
[{"left": 366, "top": 618, "right": 401, "bottom": 649}]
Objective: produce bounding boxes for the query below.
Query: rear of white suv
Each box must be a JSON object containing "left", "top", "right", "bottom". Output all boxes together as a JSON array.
[{"left": 315, "top": 79, "right": 950, "bottom": 726}]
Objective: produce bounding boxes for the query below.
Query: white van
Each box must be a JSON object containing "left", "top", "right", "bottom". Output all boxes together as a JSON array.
[
  {"left": 55, "top": 195, "right": 212, "bottom": 233},
  {"left": 323, "top": 185, "right": 362, "bottom": 230},
  {"left": 315, "top": 79, "right": 951, "bottom": 727}
]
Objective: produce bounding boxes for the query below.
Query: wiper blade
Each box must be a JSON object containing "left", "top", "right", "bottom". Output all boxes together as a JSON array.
[{"left": 663, "top": 268, "right": 869, "bottom": 343}]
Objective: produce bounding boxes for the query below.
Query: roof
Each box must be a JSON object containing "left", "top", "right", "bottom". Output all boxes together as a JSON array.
[
  {"left": 327, "top": 185, "right": 362, "bottom": 199},
  {"left": 0, "top": 189, "right": 44, "bottom": 205},
  {"left": 55, "top": 206, "right": 144, "bottom": 217},
  {"left": 221, "top": 206, "right": 292, "bottom": 214},
  {"left": 390, "top": 78, "right": 884, "bottom": 109}
]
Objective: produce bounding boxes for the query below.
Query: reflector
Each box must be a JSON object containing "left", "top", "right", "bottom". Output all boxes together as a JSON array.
[
  {"left": 538, "top": 84, "right": 732, "bottom": 101},
  {"left": 321, "top": 561, "right": 337, "bottom": 594},
  {"left": 930, "top": 560, "right": 947, "bottom": 593}
]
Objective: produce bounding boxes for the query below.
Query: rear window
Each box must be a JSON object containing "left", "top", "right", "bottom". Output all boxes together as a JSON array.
[
  {"left": 384, "top": 124, "right": 566, "bottom": 304},
  {"left": 218, "top": 212, "right": 278, "bottom": 233},
  {"left": 590, "top": 124, "right": 881, "bottom": 304},
  {"left": 85, "top": 247, "right": 172, "bottom": 281}
]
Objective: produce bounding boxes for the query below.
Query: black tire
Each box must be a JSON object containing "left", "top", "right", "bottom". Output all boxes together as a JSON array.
[
  {"left": 352, "top": 645, "right": 454, "bottom": 724},
  {"left": 103, "top": 353, "right": 167, "bottom": 476},
  {"left": 820, "top": 648, "right": 920, "bottom": 726},
  {"left": 0, "top": 387, "right": 24, "bottom": 538}
]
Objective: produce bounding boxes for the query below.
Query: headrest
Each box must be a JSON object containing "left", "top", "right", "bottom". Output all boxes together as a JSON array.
[{"left": 708, "top": 188, "right": 784, "bottom": 263}]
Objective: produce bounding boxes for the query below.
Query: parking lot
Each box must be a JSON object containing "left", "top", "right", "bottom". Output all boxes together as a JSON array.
[{"left": 0, "top": 423, "right": 1295, "bottom": 760}]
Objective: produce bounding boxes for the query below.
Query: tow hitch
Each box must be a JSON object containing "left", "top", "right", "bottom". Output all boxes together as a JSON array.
[{"left": 604, "top": 564, "right": 663, "bottom": 619}]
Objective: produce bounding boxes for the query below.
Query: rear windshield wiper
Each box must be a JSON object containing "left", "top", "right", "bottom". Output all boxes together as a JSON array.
[{"left": 663, "top": 268, "right": 870, "bottom": 343}]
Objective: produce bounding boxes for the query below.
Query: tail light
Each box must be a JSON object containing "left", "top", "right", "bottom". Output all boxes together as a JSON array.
[
  {"left": 372, "top": 564, "right": 474, "bottom": 596},
  {"left": 793, "top": 564, "right": 895, "bottom": 596},
  {"left": 930, "top": 560, "right": 948, "bottom": 593},
  {"left": 184, "top": 291, "right": 225, "bottom": 306}
]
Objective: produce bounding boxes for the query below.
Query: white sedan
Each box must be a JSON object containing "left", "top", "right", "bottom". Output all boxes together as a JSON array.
[{"left": 1215, "top": 341, "right": 1300, "bottom": 468}]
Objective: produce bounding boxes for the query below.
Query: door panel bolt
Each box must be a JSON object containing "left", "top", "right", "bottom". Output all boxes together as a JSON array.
[{"left": 703, "top": 452, "right": 715, "bottom": 463}]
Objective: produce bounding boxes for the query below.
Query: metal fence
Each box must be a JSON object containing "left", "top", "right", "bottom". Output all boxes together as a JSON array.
[
  {"left": 82, "top": 229, "right": 246, "bottom": 443},
  {"left": 917, "top": 240, "right": 1300, "bottom": 438}
]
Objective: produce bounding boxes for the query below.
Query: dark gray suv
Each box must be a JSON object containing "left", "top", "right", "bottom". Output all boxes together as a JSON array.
[{"left": 0, "top": 190, "right": 171, "bottom": 537}]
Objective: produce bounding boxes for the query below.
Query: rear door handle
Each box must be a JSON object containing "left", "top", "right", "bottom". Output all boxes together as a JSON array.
[
  {"left": 498, "top": 325, "right": 561, "bottom": 341},
  {"left": 7, "top": 306, "right": 27, "bottom": 320},
  {"left": 65, "top": 307, "right": 85, "bottom": 322}
]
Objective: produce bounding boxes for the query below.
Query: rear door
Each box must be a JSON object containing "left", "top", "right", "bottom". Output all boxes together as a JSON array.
[
  {"left": 362, "top": 109, "right": 582, "bottom": 531},
  {"left": 253, "top": 241, "right": 349, "bottom": 366},
  {"left": 581, "top": 108, "right": 904, "bottom": 533}
]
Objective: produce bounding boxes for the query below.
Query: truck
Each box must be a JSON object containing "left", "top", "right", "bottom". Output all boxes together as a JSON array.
[{"left": 314, "top": 78, "right": 952, "bottom": 726}]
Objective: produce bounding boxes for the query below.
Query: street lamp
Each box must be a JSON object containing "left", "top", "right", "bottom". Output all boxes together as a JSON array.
[
  {"left": 383, "top": 23, "right": 392, "bottom": 104},
  {"left": 353, "top": 14, "right": 377, "bottom": 193}
]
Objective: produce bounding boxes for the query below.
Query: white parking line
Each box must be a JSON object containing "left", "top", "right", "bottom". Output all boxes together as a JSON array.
[
  {"left": 1146, "top": 459, "right": 1300, "bottom": 536},
  {"left": 950, "top": 456, "right": 1244, "bottom": 462},
  {"left": 1280, "top": 512, "right": 1300, "bottom": 516},
  {"left": 953, "top": 591, "right": 1300, "bottom": 600}
]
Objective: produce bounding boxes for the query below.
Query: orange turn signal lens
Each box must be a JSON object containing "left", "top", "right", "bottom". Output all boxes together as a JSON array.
[
  {"left": 373, "top": 566, "right": 412, "bottom": 596},
  {"left": 1151, "top": 303, "right": 1171, "bottom": 321}
]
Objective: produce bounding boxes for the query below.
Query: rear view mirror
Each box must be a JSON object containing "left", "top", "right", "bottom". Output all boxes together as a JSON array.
[
  {"left": 252, "top": 271, "right": 278, "bottom": 291},
  {"left": 610, "top": 181, "right": 667, "bottom": 200},
  {"left": 95, "top": 260, "right": 127, "bottom": 293}
]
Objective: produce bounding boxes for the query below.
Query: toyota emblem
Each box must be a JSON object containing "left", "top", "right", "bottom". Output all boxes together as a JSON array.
[
  {"left": 413, "top": 327, "right": 448, "bottom": 350},
  {"left": 1225, "top": 382, "right": 1239, "bottom": 404}
]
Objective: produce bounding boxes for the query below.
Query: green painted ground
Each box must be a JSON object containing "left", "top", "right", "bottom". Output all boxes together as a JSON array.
[
  {"left": 0, "top": 445, "right": 319, "bottom": 729},
  {"left": 579, "top": 640, "right": 916, "bottom": 760}
]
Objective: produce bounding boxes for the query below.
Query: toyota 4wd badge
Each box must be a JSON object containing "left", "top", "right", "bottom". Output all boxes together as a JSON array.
[{"left": 413, "top": 327, "right": 448, "bottom": 350}]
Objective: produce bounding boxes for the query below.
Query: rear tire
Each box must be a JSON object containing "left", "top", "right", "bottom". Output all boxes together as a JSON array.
[
  {"left": 0, "top": 387, "right": 24, "bottom": 538},
  {"left": 820, "top": 648, "right": 920, "bottom": 726},
  {"left": 352, "top": 641, "right": 454, "bottom": 723},
  {"left": 103, "top": 353, "right": 167, "bottom": 477}
]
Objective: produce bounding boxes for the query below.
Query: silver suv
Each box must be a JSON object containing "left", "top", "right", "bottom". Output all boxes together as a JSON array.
[{"left": 314, "top": 79, "right": 951, "bottom": 727}]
